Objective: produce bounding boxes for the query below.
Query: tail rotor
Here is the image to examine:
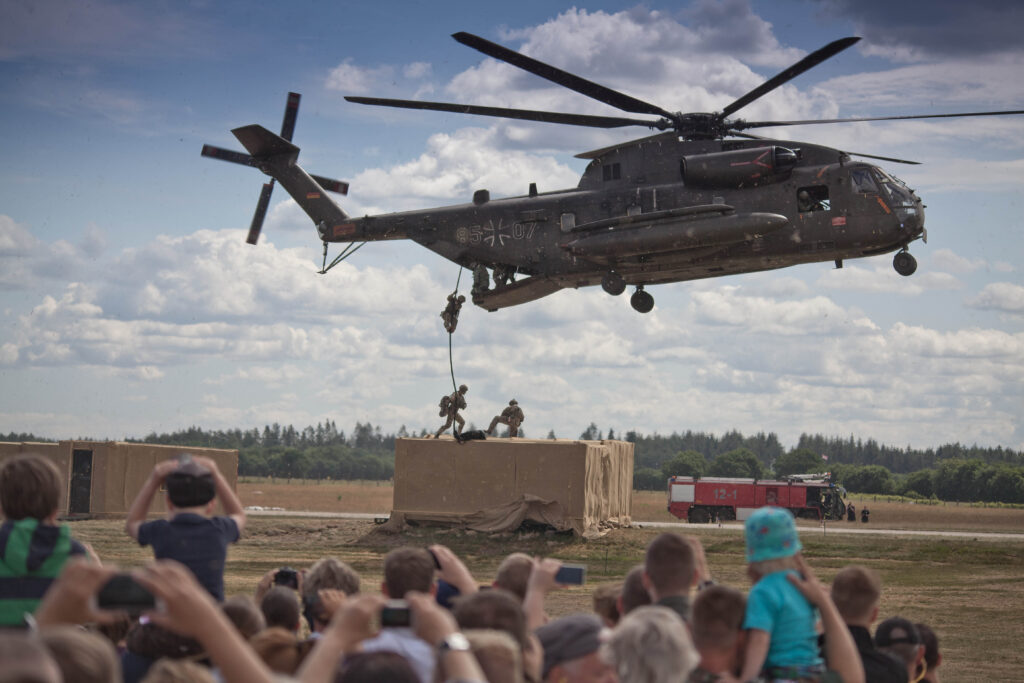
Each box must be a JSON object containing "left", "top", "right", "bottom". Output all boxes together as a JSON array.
[{"left": 201, "top": 92, "right": 348, "bottom": 245}]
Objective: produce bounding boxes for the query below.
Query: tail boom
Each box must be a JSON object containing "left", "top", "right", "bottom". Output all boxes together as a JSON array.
[{"left": 231, "top": 124, "right": 356, "bottom": 238}]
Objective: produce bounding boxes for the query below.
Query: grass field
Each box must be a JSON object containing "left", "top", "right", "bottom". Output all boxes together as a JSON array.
[
  {"left": 238, "top": 478, "right": 1024, "bottom": 532},
  {"left": 74, "top": 479, "right": 1024, "bottom": 681}
]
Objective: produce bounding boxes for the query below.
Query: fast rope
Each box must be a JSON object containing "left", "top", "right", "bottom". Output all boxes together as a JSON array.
[{"left": 448, "top": 267, "right": 463, "bottom": 393}]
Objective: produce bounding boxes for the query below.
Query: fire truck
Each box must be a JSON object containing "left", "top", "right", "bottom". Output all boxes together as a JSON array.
[{"left": 667, "top": 473, "right": 846, "bottom": 523}]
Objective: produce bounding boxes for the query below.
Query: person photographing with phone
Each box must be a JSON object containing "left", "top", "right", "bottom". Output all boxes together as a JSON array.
[{"left": 125, "top": 453, "right": 246, "bottom": 602}]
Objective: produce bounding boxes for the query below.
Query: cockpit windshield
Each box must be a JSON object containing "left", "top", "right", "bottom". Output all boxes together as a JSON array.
[
  {"left": 872, "top": 168, "right": 915, "bottom": 207},
  {"left": 849, "top": 167, "right": 877, "bottom": 194}
]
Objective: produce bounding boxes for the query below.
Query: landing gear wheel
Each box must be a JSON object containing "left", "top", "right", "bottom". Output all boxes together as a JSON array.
[
  {"left": 630, "top": 287, "right": 654, "bottom": 313},
  {"left": 601, "top": 271, "right": 626, "bottom": 296},
  {"left": 893, "top": 250, "right": 917, "bottom": 276}
]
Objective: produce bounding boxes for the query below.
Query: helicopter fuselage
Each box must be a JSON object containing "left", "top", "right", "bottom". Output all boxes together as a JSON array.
[{"left": 316, "top": 134, "right": 925, "bottom": 310}]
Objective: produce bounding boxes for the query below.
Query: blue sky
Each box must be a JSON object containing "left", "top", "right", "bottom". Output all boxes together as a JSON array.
[{"left": 1, "top": 0, "right": 1021, "bottom": 450}]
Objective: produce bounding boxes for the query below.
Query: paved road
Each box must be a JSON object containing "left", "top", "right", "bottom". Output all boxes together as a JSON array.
[{"left": 246, "top": 509, "right": 1024, "bottom": 542}]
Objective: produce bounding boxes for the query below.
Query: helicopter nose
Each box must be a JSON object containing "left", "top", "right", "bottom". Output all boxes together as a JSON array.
[{"left": 899, "top": 194, "right": 925, "bottom": 238}]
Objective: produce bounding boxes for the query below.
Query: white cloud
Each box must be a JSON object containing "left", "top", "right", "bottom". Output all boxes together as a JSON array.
[
  {"left": 931, "top": 248, "right": 985, "bottom": 273},
  {"left": 820, "top": 57, "right": 1024, "bottom": 110},
  {"left": 403, "top": 62, "right": 432, "bottom": 79},
  {"left": 889, "top": 323, "right": 1022, "bottom": 358},
  {"left": 326, "top": 59, "right": 395, "bottom": 93},
  {"left": 0, "top": 215, "right": 37, "bottom": 253},
  {"left": 967, "top": 282, "right": 1024, "bottom": 314},
  {"left": 691, "top": 287, "right": 877, "bottom": 336},
  {"left": 350, "top": 128, "right": 579, "bottom": 208}
]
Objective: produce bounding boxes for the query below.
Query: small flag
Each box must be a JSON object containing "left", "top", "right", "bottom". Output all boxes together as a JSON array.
[{"left": 821, "top": 454, "right": 829, "bottom": 461}]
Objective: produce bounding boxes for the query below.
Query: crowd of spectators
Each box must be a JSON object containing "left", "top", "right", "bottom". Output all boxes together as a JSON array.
[{"left": 0, "top": 452, "right": 944, "bottom": 682}]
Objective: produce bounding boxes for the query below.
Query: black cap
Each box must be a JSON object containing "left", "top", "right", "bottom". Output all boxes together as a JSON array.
[
  {"left": 876, "top": 617, "right": 922, "bottom": 647},
  {"left": 535, "top": 613, "right": 603, "bottom": 677},
  {"left": 166, "top": 456, "right": 215, "bottom": 508}
]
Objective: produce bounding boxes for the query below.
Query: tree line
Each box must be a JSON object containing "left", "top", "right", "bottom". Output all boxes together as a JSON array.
[{"left": 4, "top": 425, "right": 1022, "bottom": 503}]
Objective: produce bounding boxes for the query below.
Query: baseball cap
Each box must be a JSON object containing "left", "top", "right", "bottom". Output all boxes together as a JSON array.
[
  {"left": 535, "top": 613, "right": 604, "bottom": 677},
  {"left": 876, "top": 617, "right": 922, "bottom": 647},
  {"left": 744, "top": 506, "right": 802, "bottom": 563},
  {"left": 166, "top": 455, "right": 215, "bottom": 507}
]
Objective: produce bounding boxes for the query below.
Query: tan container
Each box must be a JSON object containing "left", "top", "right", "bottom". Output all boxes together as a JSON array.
[
  {"left": 0, "top": 441, "right": 237, "bottom": 519},
  {"left": 389, "top": 437, "right": 633, "bottom": 536}
]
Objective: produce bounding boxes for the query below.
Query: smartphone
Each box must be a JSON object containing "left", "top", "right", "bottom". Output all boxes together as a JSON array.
[
  {"left": 96, "top": 574, "right": 157, "bottom": 615},
  {"left": 554, "top": 564, "right": 587, "bottom": 585},
  {"left": 380, "top": 599, "right": 412, "bottom": 628},
  {"left": 274, "top": 567, "right": 299, "bottom": 589}
]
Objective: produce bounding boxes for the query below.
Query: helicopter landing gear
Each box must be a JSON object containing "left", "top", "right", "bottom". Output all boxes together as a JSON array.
[
  {"left": 601, "top": 271, "right": 626, "bottom": 296},
  {"left": 630, "top": 286, "right": 654, "bottom": 313},
  {"left": 893, "top": 250, "right": 917, "bottom": 277}
]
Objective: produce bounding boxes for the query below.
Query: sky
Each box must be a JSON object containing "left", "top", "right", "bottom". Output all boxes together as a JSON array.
[{"left": 0, "top": 0, "right": 1022, "bottom": 450}]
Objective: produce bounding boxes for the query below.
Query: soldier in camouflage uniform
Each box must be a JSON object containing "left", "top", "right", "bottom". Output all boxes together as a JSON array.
[
  {"left": 487, "top": 399, "right": 525, "bottom": 437},
  {"left": 441, "top": 293, "right": 466, "bottom": 334},
  {"left": 434, "top": 384, "right": 468, "bottom": 438}
]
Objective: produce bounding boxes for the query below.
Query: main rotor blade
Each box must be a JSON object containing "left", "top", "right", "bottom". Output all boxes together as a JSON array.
[
  {"left": 345, "top": 96, "right": 662, "bottom": 129},
  {"left": 719, "top": 36, "right": 861, "bottom": 119},
  {"left": 452, "top": 31, "right": 675, "bottom": 119},
  {"left": 248, "top": 181, "right": 274, "bottom": 245},
  {"left": 280, "top": 92, "right": 300, "bottom": 141},
  {"left": 736, "top": 108, "right": 1024, "bottom": 130},
  {"left": 845, "top": 151, "right": 920, "bottom": 165},
  {"left": 201, "top": 144, "right": 255, "bottom": 167}
]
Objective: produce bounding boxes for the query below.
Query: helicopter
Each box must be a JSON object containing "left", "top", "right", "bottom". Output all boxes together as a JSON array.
[{"left": 202, "top": 32, "right": 1024, "bottom": 313}]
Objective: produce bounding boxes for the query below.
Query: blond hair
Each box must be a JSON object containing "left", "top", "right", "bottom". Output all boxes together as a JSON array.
[
  {"left": 747, "top": 555, "right": 799, "bottom": 581},
  {"left": 465, "top": 629, "right": 523, "bottom": 683},
  {"left": 603, "top": 606, "right": 698, "bottom": 683},
  {"left": 40, "top": 626, "right": 119, "bottom": 683}
]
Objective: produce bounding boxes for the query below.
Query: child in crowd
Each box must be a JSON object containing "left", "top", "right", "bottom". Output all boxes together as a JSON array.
[
  {"left": 125, "top": 454, "right": 245, "bottom": 601},
  {"left": 739, "top": 506, "right": 824, "bottom": 682},
  {"left": 0, "top": 454, "right": 89, "bottom": 626}
]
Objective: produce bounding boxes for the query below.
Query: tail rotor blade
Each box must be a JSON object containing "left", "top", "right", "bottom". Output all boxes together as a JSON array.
[
  {"left": 201, "top": 144, "right": 255, "bottom": 167},
  {"left": 247, "top": 181, "right": 275, "bottom": 245},
  {"left": 310, "top": 174, "right": 350, "bottom": 195},
  {"left": 280, "top": 92, "right": 300, "bottom": 141}
]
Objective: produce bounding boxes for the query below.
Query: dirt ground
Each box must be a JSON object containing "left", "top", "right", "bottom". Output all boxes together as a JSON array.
[
  {"left": 239, "top": 478, "right": 1024, "bottom": 532},
  {"left": 73, "top": 478, "right": 1021, "bottom": 680}
]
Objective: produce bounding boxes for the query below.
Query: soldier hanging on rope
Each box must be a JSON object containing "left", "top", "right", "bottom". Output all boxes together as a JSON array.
[
  {"left": 441, "top": 292, "right": 466, "bottom": 334},
  {"left": 487, "top": 399, "right": 525, "bottom": 438},
  {"left": 434, "top": 384, "right": 468, "bottom": 438}
]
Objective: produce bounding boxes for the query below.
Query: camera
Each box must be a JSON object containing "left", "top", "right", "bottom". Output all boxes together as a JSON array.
[
  {"left": 380, "top": 599, "right": 412, "bottom": 628},
  {"left": 554, "top": 564, "right": 586, "bottom": 585},
  {"left": 274, "top": 567, "right": 299, "bottom": 589},
  {"left": 95, "top": 574, "right": 157, "bottom": 616}
]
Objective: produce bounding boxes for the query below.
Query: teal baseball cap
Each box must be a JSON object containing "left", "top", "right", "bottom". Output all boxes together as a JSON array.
[{"left": 745, "top": 506, "right": 802, "bottom": 562}]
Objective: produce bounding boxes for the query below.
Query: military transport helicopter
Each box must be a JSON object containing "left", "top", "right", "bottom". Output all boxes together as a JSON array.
[{"left": 202, "top": 32, "right": 1024, "bottom": 313}]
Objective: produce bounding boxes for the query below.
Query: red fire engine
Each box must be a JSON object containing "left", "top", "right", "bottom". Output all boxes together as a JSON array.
[{"left": 667, "top": 474, "right": 845, "bottom": 523}]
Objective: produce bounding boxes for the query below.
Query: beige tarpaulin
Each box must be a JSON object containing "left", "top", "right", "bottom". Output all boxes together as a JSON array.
[{"left": 386, "top": 437, "right": 633, "bottom": 537}]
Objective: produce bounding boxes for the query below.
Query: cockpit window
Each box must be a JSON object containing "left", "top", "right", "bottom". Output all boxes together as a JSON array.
[
  {"left": 850, "top": 168, "right": 878, "bottom": 194},
  {"left": 872, "top": 169, "right": 914, "bottom": 207}
]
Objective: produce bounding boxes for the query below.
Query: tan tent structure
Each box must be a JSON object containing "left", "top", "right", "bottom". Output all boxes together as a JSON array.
[
  {"left": 0, "top": 441, "right": 237, "bottom": 519},
  {"left": 387, "top": 437, "right": 633, "bottom": 537}
]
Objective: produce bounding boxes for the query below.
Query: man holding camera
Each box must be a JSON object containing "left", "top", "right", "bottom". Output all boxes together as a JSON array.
[{"left": 125, "top": 454, "right": 246, "bottom": 602}]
